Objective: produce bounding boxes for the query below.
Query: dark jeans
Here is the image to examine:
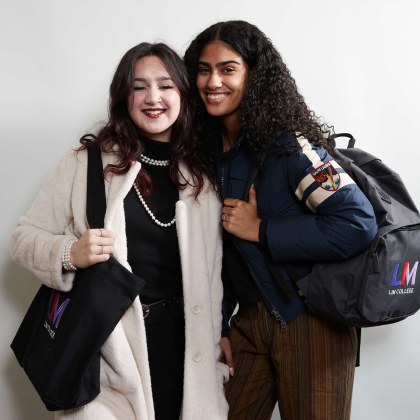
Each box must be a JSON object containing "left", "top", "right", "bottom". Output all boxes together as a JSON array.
[{"left": 143, "top": 297, "right": 185, "bottom": 420}]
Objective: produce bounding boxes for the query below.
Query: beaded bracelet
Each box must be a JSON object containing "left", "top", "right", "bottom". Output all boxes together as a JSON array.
[{"left": 62, "top": 239, "right": 78, "bottom": 271}]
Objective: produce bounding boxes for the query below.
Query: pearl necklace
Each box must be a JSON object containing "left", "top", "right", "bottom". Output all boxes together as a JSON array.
[
  {"left": 133, "top": 183, "right": 176, "bottom": 228},
  {"left": 140, "top": 154, "right": 169, "bottom": 166}
]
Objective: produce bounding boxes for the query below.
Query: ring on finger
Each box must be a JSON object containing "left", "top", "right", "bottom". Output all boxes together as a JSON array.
[{"left": 100, "top": 228, "right": 103, "bottom": 237}]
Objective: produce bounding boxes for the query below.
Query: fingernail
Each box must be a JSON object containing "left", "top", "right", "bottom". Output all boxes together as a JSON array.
[{"left": 229, "top": 367, "right": 234, "bottom": 376}]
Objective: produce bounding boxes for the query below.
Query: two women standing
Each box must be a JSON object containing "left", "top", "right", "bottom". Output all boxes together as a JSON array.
[{"left": 11, "top": 20, "right": 377, "bottom": 420}]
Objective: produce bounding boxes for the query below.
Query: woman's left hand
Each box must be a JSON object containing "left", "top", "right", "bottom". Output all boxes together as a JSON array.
[
  {"left": 70, "top": 228, "right": 115, "bottom": 268},
  {"left": 222, "top": 185, "right": 260, "bottom": 242}
]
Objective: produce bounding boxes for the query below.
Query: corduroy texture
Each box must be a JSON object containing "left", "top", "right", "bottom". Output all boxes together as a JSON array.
[{"left": 225, "top": 302, "right": 357, "bottom": 420}]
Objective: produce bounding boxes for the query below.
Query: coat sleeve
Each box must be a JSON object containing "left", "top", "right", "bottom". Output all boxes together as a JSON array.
[
  {"left": 9, "top": 149, "right": 83, "bottom": 291},
  {"left": 259, "top": 135, "right": 378, "bottom": 262}
]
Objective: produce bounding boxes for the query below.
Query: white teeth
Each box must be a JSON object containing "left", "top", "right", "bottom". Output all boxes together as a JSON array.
[
  {"left": 144, "top": 110, "right": 164, "bottom": 115},
  {"left": 207, "top": 93, "right": 228, "bottom": 99}
]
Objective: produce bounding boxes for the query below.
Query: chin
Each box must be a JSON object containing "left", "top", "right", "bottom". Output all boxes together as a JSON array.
[{"left": 204, "top": 107, "right": 227, "bottom": 117}]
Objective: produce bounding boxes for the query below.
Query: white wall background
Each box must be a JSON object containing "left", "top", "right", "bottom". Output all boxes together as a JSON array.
[{"left": 1, "top": 1, "right": 419, "bottom": 419}]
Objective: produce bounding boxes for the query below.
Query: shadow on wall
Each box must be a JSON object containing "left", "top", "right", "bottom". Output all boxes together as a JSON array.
[{"left": 4, "top": 261, "right": 53, "bottom": 420}]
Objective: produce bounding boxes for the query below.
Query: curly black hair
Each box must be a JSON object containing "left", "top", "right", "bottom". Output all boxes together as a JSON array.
[{"left": 184, "top": 20, "right": 334, "bottom": 156}]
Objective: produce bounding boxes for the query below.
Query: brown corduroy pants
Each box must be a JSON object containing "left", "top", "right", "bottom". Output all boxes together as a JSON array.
[{"left": 225, "top": 301, "right": 357, "bottom": 420}]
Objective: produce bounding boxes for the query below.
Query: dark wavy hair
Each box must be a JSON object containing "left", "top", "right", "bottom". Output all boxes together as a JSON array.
[
  {"left": 184, "top": 20, "right": 334, "bottom": 156},
  {"left": 80, "top": 42, "right": 215, "bottom": 198}
]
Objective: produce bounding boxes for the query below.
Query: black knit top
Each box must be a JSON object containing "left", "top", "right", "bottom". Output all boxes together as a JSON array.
[{"left": 124, "top": 137, "right": 181, "bottom": 303}]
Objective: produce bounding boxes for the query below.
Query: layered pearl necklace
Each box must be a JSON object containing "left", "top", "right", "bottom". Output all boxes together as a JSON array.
[
  {"left": 140, "top": 154, "right": 169, "bottom": 166},
  {"left": 134, "top": 154, "right": 175, "bottom": 228}
]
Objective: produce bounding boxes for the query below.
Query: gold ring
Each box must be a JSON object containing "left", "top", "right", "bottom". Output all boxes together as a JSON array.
[
  {"left": 100, "top": 228, "right": 103, "bottom": 237},
  {"left": 101, "top": 245, "right": 104, "bottom": 255}
]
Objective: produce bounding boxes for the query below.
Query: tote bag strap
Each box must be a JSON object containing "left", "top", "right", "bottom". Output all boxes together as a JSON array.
[{"left": 86, "top": 144, "right": 107, "bottom": 229}]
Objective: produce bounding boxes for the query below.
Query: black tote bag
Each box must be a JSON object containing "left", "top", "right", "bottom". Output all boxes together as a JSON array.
[{"left": 11, "top": 145, "right": 145, "bottom": 411}]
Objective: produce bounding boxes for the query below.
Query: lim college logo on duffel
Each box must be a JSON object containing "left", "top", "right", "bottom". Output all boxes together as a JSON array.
[
  {"left": 44, "top": 290, "right": 70, "bottom": 339},
  {"left": 310, "top": 162, "right": 340, "bottom": 191},
  {"left": 389, "top": 261, "right": 418, "bottom": 295}
]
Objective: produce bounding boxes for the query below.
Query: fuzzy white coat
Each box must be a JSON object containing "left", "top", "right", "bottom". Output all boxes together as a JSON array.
[{"left": 10, "top": 148, "right": 229, "bottom": 419}]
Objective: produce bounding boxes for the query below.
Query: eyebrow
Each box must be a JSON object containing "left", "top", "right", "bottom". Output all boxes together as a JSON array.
[
  {"left": 198, "top": 60, "right": 242, "bottom": 67},
  {"left": 134, "top": 76, "right": 173, "bottom": 82}
]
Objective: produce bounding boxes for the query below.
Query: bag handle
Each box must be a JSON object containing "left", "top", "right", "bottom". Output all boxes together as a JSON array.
[
  {"left": 329, "top": 133, "right": 356, "bottom": 149},
  {"left": 86, "top": 144, "right": 107, "bottom": 229}
]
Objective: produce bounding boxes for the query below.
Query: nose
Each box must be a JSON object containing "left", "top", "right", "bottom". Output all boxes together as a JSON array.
[
  {"left": 145, "top": 86, "right": 161, "bottom": 105},
  {"left": 206, "top": 70, "right": 223, "bottom": 90}
]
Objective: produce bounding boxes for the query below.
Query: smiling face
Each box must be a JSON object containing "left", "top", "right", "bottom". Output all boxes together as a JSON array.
[
  {"left": 127, "top": 55, "right": 181, "bottom": 142},
  {"left": 196, "top": 40, "right": 248, "bottom": 128}
]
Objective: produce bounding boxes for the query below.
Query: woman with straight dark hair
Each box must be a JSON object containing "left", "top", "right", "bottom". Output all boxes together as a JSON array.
[
  {"left": 184, "top": 20, "right": 377, "bottom": 420},
  {"left": 11, "top": 42, "right": 229, "bottom": 420}
]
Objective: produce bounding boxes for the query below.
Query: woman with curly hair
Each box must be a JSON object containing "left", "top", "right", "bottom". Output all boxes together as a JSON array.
[
  {"left": 184, "top": 20, "right": 377, "bottom": 420},
  {"left": 11, "top": 42, "right": 228, "bottom": 419}
]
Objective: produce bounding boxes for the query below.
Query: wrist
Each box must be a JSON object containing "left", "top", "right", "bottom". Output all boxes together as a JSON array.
[{"left": 62, "top": 239, "right": 78, "bottom": 271}]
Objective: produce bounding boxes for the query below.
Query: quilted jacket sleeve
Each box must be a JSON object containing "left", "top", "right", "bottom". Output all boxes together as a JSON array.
[{"left": 260, "top": 135, "right": 378, "bottom": 262}]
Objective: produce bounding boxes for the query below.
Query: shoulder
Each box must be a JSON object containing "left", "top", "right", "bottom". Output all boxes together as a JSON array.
[
  {"left": 274, "top": 132, "right": 299, "bottom": 146},
  {"left": 56, "top": 147, "right": 92, "bottom": 170},
  {"left": 60, "top": 146, "right": 121, "bottom": 167},
  {"left": 179, "top": 170, "right": 219, "bottom": 203},
  {"left": 43, "top": 148, "right": 86, "bottom": 182},
  {"left": 274, "top": 132, "right": 325, "bottom": 154},
  {"left": 269, "top": 133, "right": 330, "bottom": 169}
]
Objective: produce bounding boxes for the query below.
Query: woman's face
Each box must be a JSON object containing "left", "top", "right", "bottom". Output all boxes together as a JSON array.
[
  {"left": 127, "top": 56, "right": 181, "bottom": 142},
  {"left": 196, "top": 40, "right": 248, "bottom": 123}
]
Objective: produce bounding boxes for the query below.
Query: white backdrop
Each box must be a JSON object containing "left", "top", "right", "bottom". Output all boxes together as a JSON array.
[{"left": 1, "top": 1, "right": 419, "bottom": 419}]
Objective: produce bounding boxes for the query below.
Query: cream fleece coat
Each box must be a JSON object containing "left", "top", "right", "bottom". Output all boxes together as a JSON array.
[{"left": 10, "top": 148, "right": 229, "bottom": 420}]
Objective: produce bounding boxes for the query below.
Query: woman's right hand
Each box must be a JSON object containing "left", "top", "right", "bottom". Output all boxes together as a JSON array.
[{"left": 70, "top": 228, "right": 115, "bottom": 268}]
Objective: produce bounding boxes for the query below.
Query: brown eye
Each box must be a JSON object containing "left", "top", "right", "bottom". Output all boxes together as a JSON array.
[{"left": 222, "top": 67, "right": 235, "bottom": 74}]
